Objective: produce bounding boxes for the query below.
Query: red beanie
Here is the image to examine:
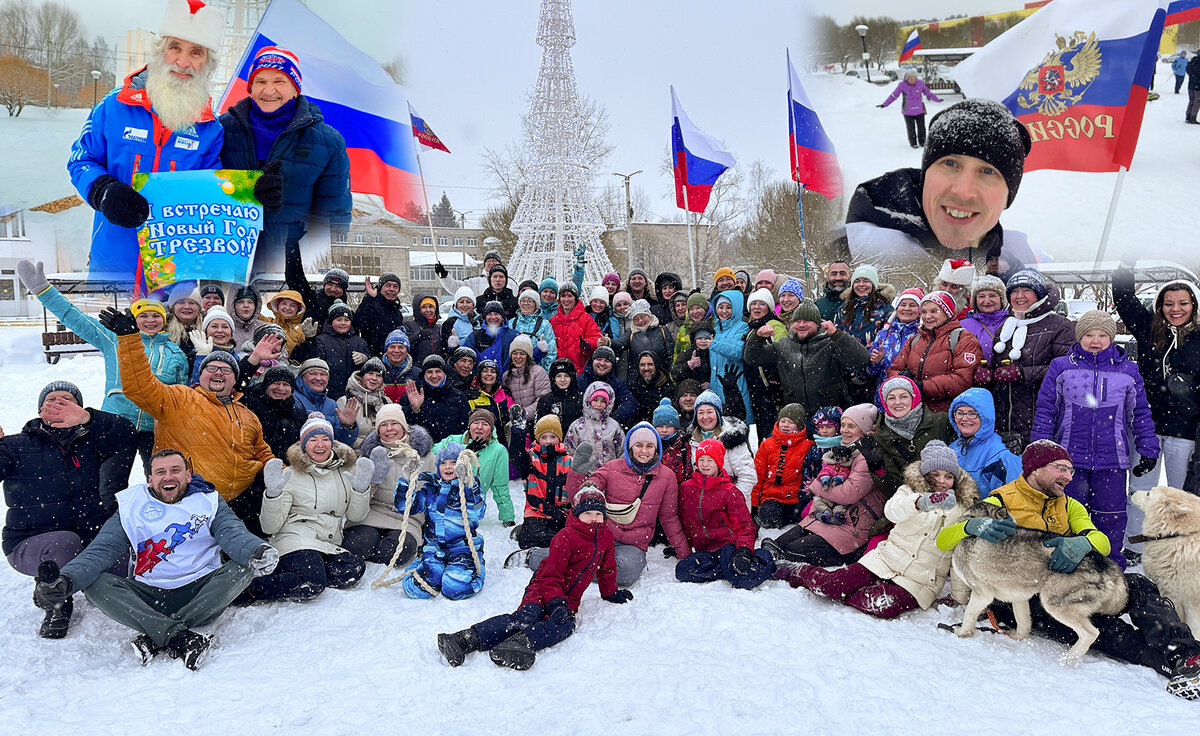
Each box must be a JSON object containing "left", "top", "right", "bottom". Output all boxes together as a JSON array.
[
  {"left": 1021, "top": 439, "right": 1071, "bottom": 476},
  {"left": 696, "top": 438, "right": 726, "bottom": 471}
]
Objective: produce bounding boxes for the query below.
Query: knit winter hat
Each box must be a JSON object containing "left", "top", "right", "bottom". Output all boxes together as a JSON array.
[
  {"left": 628, "top": 267, "right": 650, "bottom": 282},
  {"left": 938, "top": 258, "right": 976, "bottom": 287},
  {"left": 894, "top": 287, "right": 925, "bottom": 309},
  {"left": 971, "top": 275, "right": 1007, "bottom": 308},
  {"left": 199, "top": 350, "right": 239, "bottom": 378},
  {"left": 755, "top": 269, "right": 779, "bottom": 288},
  {"left": 653, "top": 397, "right": 680, "bottom": 428},
  {"left": 851, "top": 264, "right": 880, "bottom": 290},
  {"left": 779, "top": 278, "right": 805, "bottom": 301},
  {"left": 435, "top": 441, "right": 465, "bottom": 467},
  {"left": 233, "top": 284, "right": 260, "bottom": 307},
  {"left": 299, "top": 411, "right": 334, "bottom": 449},
  {"left": 922, "top": 98, "right": 1033, "bottom": 208},
  {"left": 323, "top": 268, "right": 350, "bottom": 291},
  {"left": 453, "top": 286, "right": 476, "bottom": 305},
  {"left": 534, "top": 414, "right": 563, "bottom": 443},
  {"left": 588, "top": 286, "right": 610, "bottom": 305},
  {"left": 130, "top": 298, "right": 167, "bottom": 318},
  {"left": 482, "top": 300, "right": 506, "bottom": 320},
  {"left": 778, "top": 403, "right": 806, "bottom": 429},
  {"left": 519, "top": 289, "right": 540, "bottom": 308},
  {"left": 811, "top": 406, "right": 843, "bottom": 430},
  {"left": 1075, "top": 310, "right": 1117, "bottom": 342},
  {"left": 260, "top": 364, "right": 295, "bottom": 390},
  {"left": 692, "top": 327, "right": 714, "bottom": 340},
  {"left": 588, "top": 384, "right": 612, "bottom": 405},
  {"left": 488, "top": 265, "right": 509, "bottom": 281},
  {"left": 327, "top": 300, "right": 353, "bottom": 323},
  {"left": 735, "top": 270, "right": 751, "bottom": 284},
  {"left": 793, "top": 299, "right": 822, "bottom": 325},
  {"left": 879, "top": 375, "right": 921, "bottom": 415},
  {"left": 548, "top": 359, "right": 576, "bottom": 383},
  {"left": 198, "top": 283, "right": 225, "bottom": 303},
  {"left": 572, "top": 484, "right": 608, "bottom": 518},
  {"left": 921, "top": 291, "right": 958, "bottom": 320},
  {"left": 166, "top": 283, "right": 201, "bottom": 309},
  {"left": 696, "top": 437, "right": 726, "bottom": 470},
  {"left": 201, "top": 306, "right": 233, "bottom": 331},
  {"left": 510, "top": 334, "right": 534, "bottom": 359},
  {"left": 361, "top": 357, "right": 385, "bottom": 376},
  {"left": 482, "top": 249, "right": 502, "bottom": 264},
  {"left": 627, "top": 299, "right": 653, "bottom": 320},
  {"left": 421, "top": 354, "right": 447, "bottom": 373},
  {"left": 385, "top": 329, "right": 410, "bottom": 350},
  {"left": 558, "top": 282, "right": 579, "bottom": 297},
  {"left": 249, "top": 45, "right": 302, "bottom": 94},
  {"left": 919, "top": 440, "right": 961, "bottom": 477},
  {"left": 451, "top": 347, "right": 478, "bottom": 367},
  {"left": 601, "top": 273, "right": 621, "bottom": 288},
  {"left": 612, "top": 292, "right": 633, "bottom": 311},
  {"left": 1005, "top": 269, "right": 1048, "bottom": 300},
  {"left": 376, "top": 403, "right": 408, "bottom": 430},
  {"left": 518, "top": 280, "right": 539, "bottom": 295},
  {"left": 468, "top": 408, "right": 496, "bottom": 432},
  {"left": 1022, "top": 439, "right": 1072, "bottom": 476},
  {"left": 675, "top": 379, "right": 701, "bottom": 400},
  {"left": 592, "top": 346, "right": 617, "bottom": 365},
  {"left": 747, "top": 288, "right": 776, "bottom": 312},
  {"left": 540, "top": 277, "right": 559, "bottom": 293},
  {"left": 626, "top": 423, "right": 659, "bottom": 449},
  {"left": 38, "top": 380, "right": 82, "bottom": 408},
  {"left": 298, "top": 358, "right": 329, "bottom": 379},
  {"left": 686, "top": 292, "right": 709, "bottom": 311},
  {"left": 842, "top": 403, "right": 879, "bottom": 435},
  {"left": 694, "top": 389, "right": 724, "bottom": 425},
  {"left": 713, "top": 267, "right": 736, "bottom": 285},
  {"left": 253, "top": 322, "right": 285, "bottom": 344}
]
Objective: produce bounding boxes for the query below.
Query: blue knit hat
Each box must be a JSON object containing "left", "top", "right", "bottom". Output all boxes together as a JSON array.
[
  {"left": 435, "top": 441, "right": 465, "bottom": 467},
  {"left": 693, "top": 389, "right": 723, "bottom": 427},
  {"left": 652, "top": 397, "right": 680, "bottom": 429},
  {"left": 779, "top": 278, "right": 805, "bottom": 300},
  {"left": 38, "top": 380, "right": 82, "bottom": 408},
  {"left": 1005, "top": 269, "right": 1048, "bottom": 300},
  {"left": 385, "top": 329, "right": 410, "bottom": 350},
  {"left": 539, "top": 277, "right": 559, "bottom": 294}
]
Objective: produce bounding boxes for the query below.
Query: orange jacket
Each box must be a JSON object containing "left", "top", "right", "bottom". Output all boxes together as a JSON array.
[{"left": 117, "top": 333, "right": 274, "bottom": 500}]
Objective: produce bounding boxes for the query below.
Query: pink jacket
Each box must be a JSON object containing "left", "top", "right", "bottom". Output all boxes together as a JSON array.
[
  {"left": 799, "top": 445, "right": 885, "bottom": 554},
  {"left": 584, "top": 458, "right": 690, "bottom": 557}
]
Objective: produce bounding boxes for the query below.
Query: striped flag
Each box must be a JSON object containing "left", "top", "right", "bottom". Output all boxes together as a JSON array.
[
  {"left": 787, "top": 51, "right": 842, "bottom": 200},
  {"left": 899, "top": 29, "right": 922, "bottom": 63},
  {"left": 670, "top": 86, "right": 735, "bottom": 214}
]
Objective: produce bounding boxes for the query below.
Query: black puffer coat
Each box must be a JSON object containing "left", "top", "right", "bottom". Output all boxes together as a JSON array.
[
  {"left": 354, "top": 293, "right": 406, "bottom": 356},
  {"left": 290, "top": 324, "right": 370, "bottom": 401},
  {"left": 242, "top": 389, "right": 309, "bottom": 459}
]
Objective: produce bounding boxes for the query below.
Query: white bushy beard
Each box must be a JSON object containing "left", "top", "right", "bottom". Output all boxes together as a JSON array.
[{"left": 145, "top": 50, "right": 215, "bottom": 134}]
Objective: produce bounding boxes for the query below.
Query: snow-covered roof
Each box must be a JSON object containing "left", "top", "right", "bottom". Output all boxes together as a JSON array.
[{"left": 1034, "top": 260, "right": 1197, "bottom": 285}]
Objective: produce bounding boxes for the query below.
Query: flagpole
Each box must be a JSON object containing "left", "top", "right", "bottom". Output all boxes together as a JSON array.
[
  {"left": 1093, "top": 166, "right": 1127, "bottom": 270},
  {"left": 796, "top": 182, "right": 810, "bottom": 281},
  {"left": 413, "top": 145, "right": 438, "bottom": 258},
  {"left": 682, "top": 184, "right": 697, "bottom": 290}
]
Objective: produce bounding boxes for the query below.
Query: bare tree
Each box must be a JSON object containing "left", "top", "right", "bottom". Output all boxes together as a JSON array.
[
  {"left": 0, "top": 0, "right": 35, "bottom": 60},
  {"left": 0, "top": 53, "right": 46, "bottom": 115},
  {"left": 31, "top": 1, "right": 82, "bottom": 71},
  {"left": 381, "top": 55, "right": 407, "bottom": 85},
  {"left": 478, "top": 193, "right": 521, "bottom": 263}
]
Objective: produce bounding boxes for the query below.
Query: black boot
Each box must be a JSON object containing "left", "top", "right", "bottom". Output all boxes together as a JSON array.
[
  {"left": 437, "top": 627, "right": 481, "bottom": 667},
  {"left": 131, "top": 634, "right": 162, "bottom": 666},
  {"left": 489, "top": 632, "right": 536, "bottom": 670},
  {"left": 167, "top": 629, "right": 212, "bottom": 671},
  {"left": 38, "top": 597, "right": 73, "bottom": 639}
]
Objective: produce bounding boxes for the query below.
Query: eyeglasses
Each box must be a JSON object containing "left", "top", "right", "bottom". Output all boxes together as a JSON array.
[
  {"left": 1047, "top": 463, "right": 1076, "bottom": 476},
  {"left": 202, "top": 365, "right": 235, "bottom": 376},
  {"left": 952, "top": 409, "right": 979, "bottom": 419}
]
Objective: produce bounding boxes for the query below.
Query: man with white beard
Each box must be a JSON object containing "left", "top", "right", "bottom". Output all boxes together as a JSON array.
[{"left": 67, "top": 0, "right": 227, "bottom": 290}]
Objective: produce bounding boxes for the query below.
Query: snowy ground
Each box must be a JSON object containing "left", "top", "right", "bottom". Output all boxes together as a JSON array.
[{"left": 0, "top": 325, "right": 1197, "bottom": 735}]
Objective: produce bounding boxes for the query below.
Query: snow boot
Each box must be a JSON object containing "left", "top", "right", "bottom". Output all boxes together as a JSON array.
[
  {"left": 770, "top": 561, "right": 806, "bottom": 588},
  {"left": 38, "top": 597, "right": 73, "bottom": 639},
  {"left": 489, "top": 632, "right": 536, "bottom": 670},
  {"left": 131, "top": 634, "right": 162, "bottom": 666},
  {"left": 509, "top": 523, "right": 523, "bottom": 540},
  {"left": 504, "top": 548, "right": 533, "bottom": 569},
  {"left": 167, "top": 629, "right": 212, "bottom": 671},
  {"left": 437, "top": 627, "right": 481, "bottom": 667},
  {"left": 1168, "top": 654, "right": 1200, "bottom": 700},
  {"left": 759, "top": 537, "right": 786, "bottom": 564}
]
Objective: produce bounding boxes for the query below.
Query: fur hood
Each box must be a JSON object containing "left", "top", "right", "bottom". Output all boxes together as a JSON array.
[
  {"left": 840, "top": 282, "right": 897, "bottom": 303},
  {"left": 718, "top": 417, "right": 750, "bottom": 450},
  {"left": 361, "top": 423, "right": 434, "bottom": 459},
  {"left": 901, "top": 459, "right": 979, "bottom": 506},
  {"left": 285, "top": 440, "right": 358, "bottom": 473}
]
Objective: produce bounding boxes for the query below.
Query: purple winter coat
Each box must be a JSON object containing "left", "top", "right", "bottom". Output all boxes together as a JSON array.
[
  {"left": 959, "top": 309, "right": 1010, "bottom": 363},
  {"left": 1031, "top": 343, "right": 1159, "bottom": 470},
  {"left": 881, "top": 79, "right": 942, "bottom": 117}
]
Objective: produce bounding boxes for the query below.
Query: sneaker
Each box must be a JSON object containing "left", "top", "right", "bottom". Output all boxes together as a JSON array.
[
  {"left": 1167, "top": 654, "right": 1200, "bottom": 700},
  {"left": 167, "top": 629, "right": 212, "bottom": 671},
  {"left": 503, "top": 548, "right": 533, "bottom": 569},
  {"left": 131, "top": 634, "right": 162, "bottom": 666},
  {"left": 38, "top": 598, "right": 73, "bottom": 639},
  {"left": 489, "top": 632, "right": 536, "bottom": 671}
]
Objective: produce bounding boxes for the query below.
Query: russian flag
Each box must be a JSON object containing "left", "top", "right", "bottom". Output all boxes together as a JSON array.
[
  {"left": 218, "top": 0, "right": 421, "bottom": 216},
  {"left": 954, "top": 0, "right": 1165, "bottom": 173},
  {"left": 1165, "top": 0, "right": 1200, "bottom": 25},
  {"left": 670, "top": 86, "right": 735, "bottom": 214},
  {"left": 408, "top": 102, "right": 450, "bottom": 154},
  {"left": 787, "top": 51, "right": 842, "bottom": 200},
  {"left": 899, "top": 29, "right": 921, "bottom": 63}
]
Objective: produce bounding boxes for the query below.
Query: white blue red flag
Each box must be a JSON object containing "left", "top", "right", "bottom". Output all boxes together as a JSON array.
[
  {"left": 408, "top": 103, "right": 450, "bottom": 154},
  {"left": 219, "top": 0, "right": 421, "bottom": 215},
  {"left": 899, "top": 29, "right": 921, "bottom": 63},
  {"left": 954, "top": 0, "right": 1165, "bottom": 172},
  {"left": 787, "top": 50, "right": 842, "bottom": 200},
  {"left": 1165, "top": 1, "right": 1200, "bottom": 25},
  {"left": 670, "top": 86, "right": 735, "bottom": 214}
]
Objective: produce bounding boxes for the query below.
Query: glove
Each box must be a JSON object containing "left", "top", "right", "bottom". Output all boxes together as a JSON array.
[
  {"left": 603, "top": 589, "right": 633, "bottom": 604},
  {"left": 447, "top": 333, "right": 459, "bottom": 349},
  {"left": 1131, "top": 455, "right": 1158, "bottom": 478},
  {"left": 189, "top": 329, "right": 213, "bottom": 356},
  {"left": 300, "top": 317, "right": 319, "bottom": 338},
  {"left": 501, "top": 520, "right": 516, "bottom": 528},
  {"left": 993, "top": 363, "right": 1021, "bottom": 383},
  {"left": 434, "top": 262, "right": 448, "bottom": 279},
  {"left": 248, "top": 544, "right": 279, "bottom": 577},
  {"left": 856, "top": 435, "right": 885, "bottom": 474},
  {"left": 16, "top": 260, "right": 49, "bottom": 294},
  {"left": 253, "top": 161, "right": 284, "bottom": 212},
  {"left": 466, "top": 438, "right": 488, "bottom": 453},
  {"left": 570, "top": 442, "right": 599, "bottom": 476},
  {"left": 350, "top": 456, "right": 374, "bottom": 492},
  {"left": 916, "top": 491, "right": 957, "bottom": 512},
  {"left": 351, "top": 351, "right": 369, "bottom": 366},
  {"left": 98, "top": 306, "right": 139, "bottom": 336},
  {"left": 662, "top": 545, "right": 676, "bottom": 559},
  {"left": 1044, "top": 536, "right": 1093, "bottom": 573},
  {"left": 720, "top": 366, "right": 743, "bottom": 391},
  {"left": 263, "top": 458, "right": 289, "bottom": 499},
  {"left": 730, "top": 547, "right": 754, "bottom": 576},
  {"left": 33, "top": 561, "right": 71, "bottom": 610},
  {"left": 546, "top": 597, "right": 573, "bottom": 625},
  {"left": 368, "top": 446, "right": 391, "bottom": 485},
  {"left": 964, "top": 516, "right": 1017, "bottom": 543},
  {"left": 973, "top": 364, "right": 993, "bottom": 386},
  {"left": 509, "top": 405, "right": 527, "bottom": 431},
  {"left": 87, "top": 174, "right": 149, "bottom": 229},
  {"left": 537, "top": 339, "right": 549, "bottom": 353}
]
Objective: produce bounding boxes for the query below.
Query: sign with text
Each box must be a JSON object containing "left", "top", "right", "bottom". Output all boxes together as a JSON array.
[{"left": 132, "top": 169, "right": 263, "bottom": 291}]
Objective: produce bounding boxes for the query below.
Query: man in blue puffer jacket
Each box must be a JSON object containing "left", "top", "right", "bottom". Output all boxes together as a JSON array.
[{"left": 218, "top": 46, "right": 351, "bottom": 276}]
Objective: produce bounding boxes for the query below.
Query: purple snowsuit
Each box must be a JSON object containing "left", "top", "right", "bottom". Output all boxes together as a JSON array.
[
  {"left": 1031, "top": 343, "right": 1159, "bottom": 569},
  {"left": 881, "top": 78, "right": 941, "bottom": 116}
]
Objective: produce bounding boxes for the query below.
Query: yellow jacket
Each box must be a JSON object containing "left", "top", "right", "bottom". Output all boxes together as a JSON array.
[{"left": 265, "top": 289, "right": 309, "bottom": 355}]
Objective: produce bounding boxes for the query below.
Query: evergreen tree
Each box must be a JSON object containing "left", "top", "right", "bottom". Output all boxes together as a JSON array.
[{"left": 430, "top": 191, "right": 458, "bottom": 228}]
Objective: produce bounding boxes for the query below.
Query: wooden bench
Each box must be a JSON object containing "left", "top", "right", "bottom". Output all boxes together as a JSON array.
[{"left": 42, "top": 326, "right": 98, "bottom": 364}]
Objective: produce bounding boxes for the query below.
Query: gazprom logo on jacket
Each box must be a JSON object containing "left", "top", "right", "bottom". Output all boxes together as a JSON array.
[
  {"left": 123, "top": 126, "right": 149, "bottom": 143},
  {"left": 141, "top": 501, "right": 166, "bottom": 522},
  {"left": 174, "top": 136, "right": 199, "bottom": 151}
]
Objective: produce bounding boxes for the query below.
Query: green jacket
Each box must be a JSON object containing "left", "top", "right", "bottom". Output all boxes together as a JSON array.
[{"left": 434, "top": 431, "right": 514, "bottom": 522}]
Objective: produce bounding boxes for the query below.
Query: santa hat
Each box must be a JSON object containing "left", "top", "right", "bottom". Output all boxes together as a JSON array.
[
  {"left": 937, "top": 258, "right": 976, "bottom": 287},
  {"left": 158, "top": 0, "right": 225, "bottom": 52},
  {"left": 893, "top": 287, "right": 925, "bottom": 309},
  {"left": 249, "top": 46, "right": 302, "bottom": 94}
]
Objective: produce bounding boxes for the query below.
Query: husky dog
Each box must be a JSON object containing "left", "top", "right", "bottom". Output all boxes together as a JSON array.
[
  {"left": 952, "top": 502, "right": 1129, "bottom": 664},
  {"left": 1131, "top": 487, "right": 1200, "bottom": 636}
]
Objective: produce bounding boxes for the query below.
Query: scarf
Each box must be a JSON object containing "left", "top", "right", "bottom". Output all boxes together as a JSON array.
[
  {"left": 248, "top": 97, "right": 297, "bottom": 163},
  {"left": 312, "top": 452, "right": 345, "bottom": 471},
  {"left": 994, "top": 298, "right": 1052, "bottom": 361},
  {"left": 884, "top": 404, "right": 924, "bottom": 441}
]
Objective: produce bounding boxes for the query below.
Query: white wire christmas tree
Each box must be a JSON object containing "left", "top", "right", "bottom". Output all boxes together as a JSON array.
[{"left": 508, "top": 0, "right": 615, "bottom": 286}]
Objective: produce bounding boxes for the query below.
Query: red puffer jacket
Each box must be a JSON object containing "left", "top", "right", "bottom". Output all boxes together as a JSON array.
[
  {"left": 677, "top": 471, "right": 757, "bottom": 553},
  {"left": 752, "top": 426, "right": 813, "bottom": 507},
  {"left": 521, "top": 513, "right": 617, "bottom": 612},
  {"left": 551, "top": 301, "right": 601, "bottom": 372},
  {"left": 886, "top": 318, "right": 982, "bottom": 412}
]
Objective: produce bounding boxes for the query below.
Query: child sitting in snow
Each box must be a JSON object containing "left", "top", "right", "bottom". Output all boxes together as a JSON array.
[
  {"left": 775, "top": 440, "right": 977, "bottom": 619},
  {"left": 565, "top": 381, "right": 624, "bottom": 465},
  {"left": 436, "top": 485, "right": 632, "bottom": 670},
  {"left": 752, "top": 404, "right": 814, "bottom": 529},
  {"left": 675, "top": 439, "right": 776, "bottom": 589},
  {"left": 811, "top": 444, "right": 855, "bottom": 525},
  {"left": 392, "top": 442, "right": 486, "bottom": 601}
]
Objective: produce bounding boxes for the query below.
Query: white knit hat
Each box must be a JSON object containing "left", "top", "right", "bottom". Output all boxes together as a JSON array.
[
  {"left": 158, "top": 0, "right": 226, "bottom": 52},
  {"left": 201, "top": 305, "right": 233, "bottom": 331},
  {"left": 747, "top": 287, "right": 775, "bottom": 312},
  {"left": 589, "top": 286, "right": 610, "bottom": 305}
]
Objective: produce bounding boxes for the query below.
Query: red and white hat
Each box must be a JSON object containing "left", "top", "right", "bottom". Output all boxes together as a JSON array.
[
  {"left": 937, "top": 258, "right": 976, "bottom": 287},
  {"left": 250, "top": 46, "right": 303, "bottom": 94},
  {"left": 159, "top": 0, "right": 226, "bottom": 52},
  {"left": 921, "top": 290, "right": 957, "bottom": 320},
  {"left": 893, "top": 287, "right": 925, "bottom": 308}
]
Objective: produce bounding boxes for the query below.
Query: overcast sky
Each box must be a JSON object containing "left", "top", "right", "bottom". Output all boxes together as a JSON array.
[{"left": 812, "top": 0, "right": 1025, "bottom": 23}]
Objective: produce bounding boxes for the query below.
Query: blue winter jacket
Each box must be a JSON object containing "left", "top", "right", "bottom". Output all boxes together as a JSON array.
[
  {"left": 293, "top": 380, "right": 358, "bottom": 446},
  {"left": 865, "top": 316, "right": 920, "bottom": 385},
  {"left": 218, "top": 95, "right": 351, "bottom": 252},
  {"left": 1174, "top": 55, "right": 1188, "bottom": 76},
  {"left": 68, "top": 69, "right": 223, "bottom": 284},
  {"left": 1032, "top": 343, "right": 1159, "bottom": 471},
  {"left": 35, "top": 285, "right": 188, "bottom": 431},
  {"left": 949, "top": 388, "right": 1022, "bottom": 498},
  {"left": 463, "top": 324, "right": 518, "bottom": 372},
  {"left": 509, "top": 312, "right": 558, "bottom": 370},
  {"left": 709, "top": 290, "right": 753, "bottom": 423}
]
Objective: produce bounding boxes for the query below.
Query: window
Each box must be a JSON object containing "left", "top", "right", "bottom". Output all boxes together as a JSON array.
[
  {"left": 353, "top": 232, "right": 364, "bottom": 244},
  {"left": 334, "top": 231, "right": 349, "bottom": 243},
  {"left": 453, "top": 237, "right": 462, "bottom": 247},
  {"left": 421, "top": 235, "right": 432, "bottom": 245},
  {"left": 0, "top": 211, "right": 27, "bottom": 239},
  {"left": 467, "top": 237, "right": 477, "bottom": 247},
  {"left": 412, "top": 236, "right": 418, "bottom": 245},
  {"left": 447, "top": 266, "right": 466, "bottom": 280},
  {"left": 411, "top": 265, "right": 436, "bottom": 281},
  {"left": 373, "top": 234, "right": 382, "bottom": 244},
  {"left": 437, "top": 236, "right": 447, "bottom": 246}
]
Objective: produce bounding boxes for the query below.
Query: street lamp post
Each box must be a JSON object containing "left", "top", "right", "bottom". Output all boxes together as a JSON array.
[
  {"left": 856, "top": 24, "right": 871, "bottom": 83},
  {"left": 611, "top": 170, "right": 641, "bottom": 272},
  {"left": 90, "top": 69, "right": 101, "bottom": 108},
  {"left": 53, "top": 83, "right": 59, "bottom": 109},
  {"left": 453, "top": 209, "right": 472, "bottom": 278}
]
